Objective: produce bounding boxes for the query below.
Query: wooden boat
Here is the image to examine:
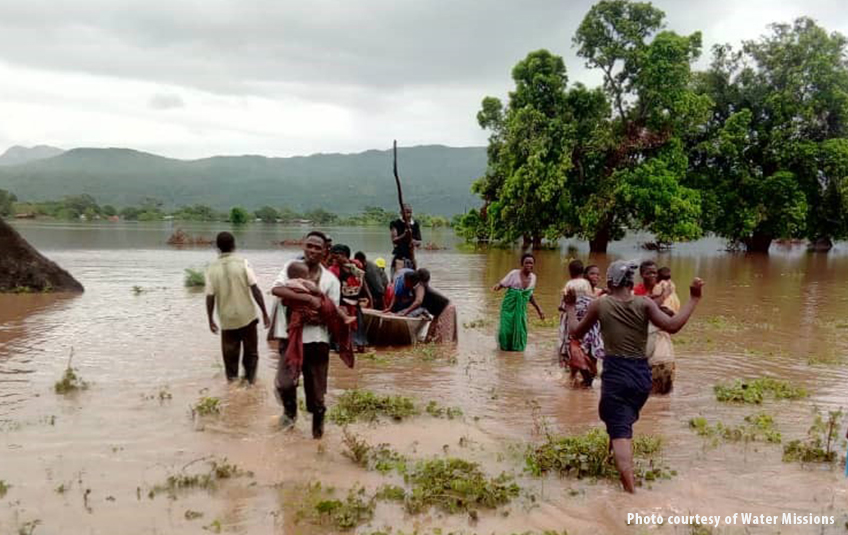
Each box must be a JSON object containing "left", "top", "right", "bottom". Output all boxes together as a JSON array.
[{"left": 360, "top": 308, "right": 430, "bottom": 346}]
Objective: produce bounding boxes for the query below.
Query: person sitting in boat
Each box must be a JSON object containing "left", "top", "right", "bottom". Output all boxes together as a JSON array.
[
  {"left": 397, "top": 268, "right": 457, "bottom": 343},
  {"left": 383, "top": 268, "right": 419, "bottom": 314}
]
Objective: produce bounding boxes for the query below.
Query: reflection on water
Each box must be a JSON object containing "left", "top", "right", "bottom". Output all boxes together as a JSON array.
[{"left": 1, "top": 222, "right": 847, "bottom": 534}]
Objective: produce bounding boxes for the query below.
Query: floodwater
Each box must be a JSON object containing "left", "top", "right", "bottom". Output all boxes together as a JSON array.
[{"left": 1, "top": 221, "right": 847, "bottom": 535}]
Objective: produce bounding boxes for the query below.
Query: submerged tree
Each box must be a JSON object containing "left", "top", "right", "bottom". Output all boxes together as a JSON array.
[
  {"left": 471, "top": 50, "right": 575, "bottom": 248},
  {"left": 469, "top": 0, "right": 707, "bottom": 251},
  {"left": 229, "top": 206, "right": 249, "bottom": 225},
  {"left": 689, "top": 18, "right": 848, "bottom": 252},
  {"left": 569, "top": 0, "right": 708, "bottom": 252}
]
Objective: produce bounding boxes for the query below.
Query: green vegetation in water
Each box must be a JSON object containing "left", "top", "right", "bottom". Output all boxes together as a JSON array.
[
  {"left": 713, "top": 377, "right": 807, "bottom": 404},
  {"left": 425, "top": 401, "right": 463, "bottom": 420},
  {"left": 203, "top": 519, "right": 223, "bottom": 533},
  {"left": 148, "top": 458, "right": 252, "bottom": 499},
  {"left": 783, "top": 407, "right": 845, "bottom": 465},
  {"left": 229, "top": 206, "right": 250, "bottom": 225},
  {"left": 16, "top": 520, "right": 41, "bottom": 535},
  {"left": 328, "top": 389, "right": 418, "bottom": 424},
  {"left": 132, "top": 285, "right": 144, "bottom": 295},
  {"left": 0, "top": 480, "right": 10, "bottom": 498},
  {"left": 340, "top": 432, "right": 520, "bottom": 516},
  {"left": 688, "top": 413, "right": 782, "bottom": 445},
  {"left": 374, "top": 484, "right": 406, "bottom": 502},
  {"left": 294, "top": 482, "right": 375, "bottom": 531},
  {"left": 402, "top": 457, "right": 520, "bottom": 515},
  {"left": 525, "top": 428, "right": 674, "bottom": 484},
  {"left": 54, "top": 349, "right": 89, "bottom": 394},
  {"left": 341, "top": 429, "right": 409, "bottom": 474},
  {"left": 530, "top": 316, "right": 558, "bottom": 329},
  {"left": 462, "top": 318, "right": 493, "bottom": 329},
  {"left": 184, "top": 268, "right": 205, "bottom": 288},
  {"left": 807, "top": 352, "right": 843, "bottom": 366},
  {"left": 192, "top": 396, "right": 222, "bottom": 417},
  {"left": 359, "top": 352, "right": 390, "bottom": 365}
]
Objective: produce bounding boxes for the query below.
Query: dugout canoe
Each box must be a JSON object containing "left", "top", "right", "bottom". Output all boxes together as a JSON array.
[{"left": 360, "top": 308, "right": 430, "bottom": 346}]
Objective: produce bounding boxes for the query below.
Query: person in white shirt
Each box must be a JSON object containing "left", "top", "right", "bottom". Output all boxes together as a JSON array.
[{"left": 270, "top": 230, "right": 340, "bottom": 439}]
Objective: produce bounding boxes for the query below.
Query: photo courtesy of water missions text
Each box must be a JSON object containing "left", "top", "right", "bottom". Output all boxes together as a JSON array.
[{"left": 628, "top": 512, "right": 837, "bottom": 527}]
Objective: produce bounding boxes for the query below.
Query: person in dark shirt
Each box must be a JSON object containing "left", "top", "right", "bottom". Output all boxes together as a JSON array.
[
  {"left": 395, "top": 268, "right": 457, "bottom": 343},
  {"left": 354, "top": 251, "right": 387, "bottom": 309},
  {"left": 390, "top": 203, "right": 422, "bottom": 275}
]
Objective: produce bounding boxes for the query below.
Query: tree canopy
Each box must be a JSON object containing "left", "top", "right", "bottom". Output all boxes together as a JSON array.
[
  {"left": 468, "top": 0, "right": 707, "bottom": 252},
  {"left": 465, "top": 1, "right": 848, "bottom": 253},
  {"left": 688, "top": 17, "right": 848, "bottom": 251}
]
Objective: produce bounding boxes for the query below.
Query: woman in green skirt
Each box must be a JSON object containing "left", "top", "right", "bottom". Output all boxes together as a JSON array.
[{"left": 492, "top": 253, "right": 545, "bottom": 351}]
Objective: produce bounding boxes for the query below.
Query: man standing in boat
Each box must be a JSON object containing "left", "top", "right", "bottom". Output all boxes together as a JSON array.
[
  {"left": 270, "top": 231, "right": 340, "bottom": 439},
  {"left": 389, "top": 203, "right": 421, "bottom": 276}
]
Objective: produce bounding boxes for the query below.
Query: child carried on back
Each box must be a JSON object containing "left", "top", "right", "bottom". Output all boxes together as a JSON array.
[{"left": 283, "top": 261, "right": 355, "bottom": 372}]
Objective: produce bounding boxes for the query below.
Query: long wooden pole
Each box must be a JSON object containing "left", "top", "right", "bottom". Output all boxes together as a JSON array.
[{"left": 393, "top": 140, "right": 415, "bottom": 267}]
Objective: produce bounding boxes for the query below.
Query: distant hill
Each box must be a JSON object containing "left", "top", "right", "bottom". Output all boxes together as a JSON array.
[
  {"left": 0, "top": 145, "right": 64, "bottom": 166},
  {"left": 0, "top": 145, "right": 486, "bottom": 215}
]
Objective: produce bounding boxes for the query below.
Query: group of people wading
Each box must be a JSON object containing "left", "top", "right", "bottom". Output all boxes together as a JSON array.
[
  {"left": 495, "top": 255, "right": 703, "bottom": 493},
  {"left": 203, "top": 204, "right": 456, "bottom": 440}
]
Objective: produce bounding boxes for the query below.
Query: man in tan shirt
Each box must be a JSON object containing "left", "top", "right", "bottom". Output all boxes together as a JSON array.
[{"left": 205, "top": 232, "right": 270, "bottom": 383}]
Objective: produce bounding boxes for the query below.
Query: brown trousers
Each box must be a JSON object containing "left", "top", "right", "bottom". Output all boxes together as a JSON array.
[
  {"left": 275, "top": 340, "right": 329, "bottom": 418},
  {"left": 220, "top": 319, "right": 259, "bottom": 383}
]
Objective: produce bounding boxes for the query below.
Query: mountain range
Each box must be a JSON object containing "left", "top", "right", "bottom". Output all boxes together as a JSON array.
[
  {"left": 0, "top": 145, "right": 65, "bottom": 166},
  {"left": 0, "top": 145, "right": 487, "bottom": 215}
]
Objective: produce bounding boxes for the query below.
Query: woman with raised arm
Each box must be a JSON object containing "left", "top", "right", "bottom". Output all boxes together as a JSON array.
[{"left": 565, "top": 260, "right": 704, "bottom": 493}]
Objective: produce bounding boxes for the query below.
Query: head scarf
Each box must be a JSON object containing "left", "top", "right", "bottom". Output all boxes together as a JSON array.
[{"left": 606, "top": 260, "right": 638, "bottom": 288}]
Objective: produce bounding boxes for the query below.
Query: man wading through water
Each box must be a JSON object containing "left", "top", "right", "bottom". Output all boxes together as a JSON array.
[
  {"left": 271, "top": 231, "right": 340, "bottom": 439},
  {"left": 565, "top": 261, "right": 703, "bottom": 493},
  {"left": 205, "top": 232, "right": 270, "bottom": 384}
]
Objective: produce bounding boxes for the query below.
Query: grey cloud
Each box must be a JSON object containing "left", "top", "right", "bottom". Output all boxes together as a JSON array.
[
  {"left": 148, "top": 93, "right": 185, "bottom": 110},
  {"left": 0, "top": 0, "right": 844, "bottom": 107}
]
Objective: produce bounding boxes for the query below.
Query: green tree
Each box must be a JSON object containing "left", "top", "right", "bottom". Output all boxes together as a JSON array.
[
  {"left": 0, "top": 189, "right": 17, "bottom": 216},
  {"left": 472, "top": 49, "right": 575, "bottom": 248},
  {"left": 229, "top": 206, "right": 250, "bottom": 225},
  {"left": 569, "top": 0, "right": 708, "bottom": 251},
  {"left": 689, "top": 18, "right": 848, "bottom": 251},
  {"left": 303, "top": 208, "right": 338, "bottom": 225},
  {"left": 254, "top": 206, "right": 279, "bottom": 223},
  {"left": 102, "top": 205, "right": 117, "bottom": 217}
]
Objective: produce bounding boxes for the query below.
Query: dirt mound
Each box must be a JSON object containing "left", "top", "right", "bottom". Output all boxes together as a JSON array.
[{"left": 0, "top": 217, "right": 84, "bottom": 293}]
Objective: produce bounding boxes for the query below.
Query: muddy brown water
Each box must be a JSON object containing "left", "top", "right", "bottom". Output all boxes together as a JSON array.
[{"left": 1, "top": 221, "right": 847, "bottom": 534}]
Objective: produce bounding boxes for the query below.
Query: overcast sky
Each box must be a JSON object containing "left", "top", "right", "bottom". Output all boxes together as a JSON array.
[{"left": 0, "top": 0, "right": 845, "bottom": 159}]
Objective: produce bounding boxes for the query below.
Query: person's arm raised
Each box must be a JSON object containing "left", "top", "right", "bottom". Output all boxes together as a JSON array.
[{"left": 645, "top": 278, "right": 704, "bottom": 334}]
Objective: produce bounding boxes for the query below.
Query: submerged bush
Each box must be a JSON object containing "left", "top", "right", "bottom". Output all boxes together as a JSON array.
[
  {"left": 54, "top": 349, "right": 88, "bottom": 394},
  {"left": 295, "top": 482, "right": 375, "bottom": 531},
  {"left": 689, "top": 414, "right": 782, "bottom": 445},
  {"left": 425, "top": 401, "right": 463, "bottom": 420},
  {"left": 341, "top": 429, "right": 409, "bottom": 474},
  {"left": 714, "top": 378, "right": 806, "bottom": 404},
  {"left": 403, "top": 458, "right": 520, "bottom": 514},
  {"left": 783, "top": 407, "right": 845, "bottom": 464},
  {"left": 149, "top": 458, "right": 252, "bottom": 499},
  {"left": 525, "top": 428, "right": 673, "bottom": 483},
  {"left": 192, "top": 396, "right": 222, "bottom": 417},
  {"left": 184, "top": 268, "right": 205, "bottom": 288},
  {"left": 328, "top": 389, "right": 418, "bottom": 424}
]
